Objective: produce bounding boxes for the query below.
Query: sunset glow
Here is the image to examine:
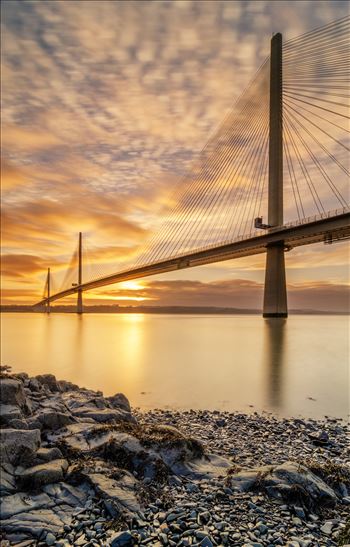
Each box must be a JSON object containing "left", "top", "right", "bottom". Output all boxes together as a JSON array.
[{"left": 1, "top": 0, "right": 349, "bottom": 311}]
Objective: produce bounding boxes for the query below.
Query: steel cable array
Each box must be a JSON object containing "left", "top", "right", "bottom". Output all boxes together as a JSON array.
[{"left": 55, "top": 17, "right": 349, "bottom": 293}]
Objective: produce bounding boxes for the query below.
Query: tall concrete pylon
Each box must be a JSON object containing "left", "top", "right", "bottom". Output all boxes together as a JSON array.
[
  {"left": 263, "top": 32, "right": 288, "bottom": 318},
  {"left": 77, "top": 232, "right": 83, "bottom": 314},
  {"left": 46, "top": 267, "right": 51, "bottom": 314}
]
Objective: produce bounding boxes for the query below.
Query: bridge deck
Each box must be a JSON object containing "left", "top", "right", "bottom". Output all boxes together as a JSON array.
[{"left": 36, "top": 211, "right": 350, "bottom": 305}]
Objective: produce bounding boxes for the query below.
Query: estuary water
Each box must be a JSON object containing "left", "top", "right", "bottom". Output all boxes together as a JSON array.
[{"left": 1, "top": 313, "right": 349, "bottom": 419}]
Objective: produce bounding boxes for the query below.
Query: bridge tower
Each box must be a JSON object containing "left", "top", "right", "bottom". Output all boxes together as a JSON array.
[
  {"left": 263, "top": 33, "right": 288, "bottom": 318},
  {"left": 46, "top": 267, "right": 51, "bottom": 314},
  {"left": 77, "top": 232, "right": 83, "bottom": 314}
]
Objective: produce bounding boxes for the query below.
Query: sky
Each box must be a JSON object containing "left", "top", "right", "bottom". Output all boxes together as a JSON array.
[{"left": 1, "top": 0, "right": 349, "bottom": 311}]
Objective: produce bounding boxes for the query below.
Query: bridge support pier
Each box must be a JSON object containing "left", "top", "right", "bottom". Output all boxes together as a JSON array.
[
  {"left": 77, "top": 290, "right": 83, "bottom": 314},
  {"left": 263, "top": 32, "right": 288, "bottom": 318},
  {"left": 263, "top": 244, "right": 287, "bottom": 318},
  {"left": 77, "top": 232, "right": 83, "bottom": 314}
]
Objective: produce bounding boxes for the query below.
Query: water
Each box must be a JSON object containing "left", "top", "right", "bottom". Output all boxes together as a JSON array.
[{"left": 1, "top": 313, "right": 349, "bottom": 419}]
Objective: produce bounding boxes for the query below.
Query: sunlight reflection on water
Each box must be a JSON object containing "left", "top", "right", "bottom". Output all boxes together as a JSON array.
[{"left": 1, "top": 313, "right": 349, "bottom": 418}]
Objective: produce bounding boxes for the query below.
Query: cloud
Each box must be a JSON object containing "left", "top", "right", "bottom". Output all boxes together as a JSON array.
[
  {"left": 1, "top": 0, "right": 348, "bottom": 306},
  {"left": 84, "top": 277, "right": 350, "bottom": 312}
]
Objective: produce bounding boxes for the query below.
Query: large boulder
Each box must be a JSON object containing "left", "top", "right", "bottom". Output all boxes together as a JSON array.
[
  {"left": 87, "top": 469, "right": 141, "bottom": 515},
  {"left": 0, "top": 429, "right": 41, "bottom": 465},
  {"left": 227, "top": 461, "right": 338, "bottom": 509},
  {"left": 0, "top": 404, "right": 23, "bottom": 426},
  {"left": 37, "top": 410, "right": 74, "bottom": 431},
  {"left": 0, "top": 463, "right": 16, "bottom": 496},
  {"left": 0, "top": 379, "right": 27, "bottom": 409},
  {"left": 16, "top": 459, "right": 69, "bottom": 489},
  {"left": 35, "top": 374, "right": 60, "bottom": 392},
  {"left": 108, "top": 393, "right": 131, "bottom": 413}
]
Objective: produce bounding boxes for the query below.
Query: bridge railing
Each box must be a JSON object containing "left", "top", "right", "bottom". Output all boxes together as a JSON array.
[
  {"left": 62, "top": 205, "right": 349, "bottom": 289},
  {"left": 167, "top": 205, "right": 350, "bottom": 261}
]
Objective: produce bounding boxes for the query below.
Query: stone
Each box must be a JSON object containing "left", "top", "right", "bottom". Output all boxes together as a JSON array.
[
  {"left": 108, "top": 393, "right": 131, "bottom": 413},
  {"left": 110, "top": 531, "right": 134, "bottom": 546},
  {"left": 45, "top": 532, "right": 56, "bottom": 545},
  {"left": 0, "top": 492, "right": 54, "bottom": 519},
  {"left": 227, "top": 461, "right": 337, "bottom": 508},
  {"left": 87, "top": 471, "right": 141, "bottom": 514},
  {"left": 320, "top": 521, "right": 334, "bottom": 535},
  {"left": 0, "top": 428, "right": 41, "bottom": 465},
  {"left": 0, "top": 463, "right": 16, "bottom": 495},
  {"left": 38, "top": 411, "right": 74, "bottom": 431},
  {"left": 0, "top": 404, "right": 23, "bottom": 425},
  {"left": 71, "top": 406, "right": 133, "bottom": 423},
  {"left": 35, "top": 374, "right": 61, "bottom": 392},
  {"left": 34, "top": 447, "right": 63, "bottom": 463},
  {"left": 0, "top": 379, "right": 28, "bottom": 409},
  {"left": 17, "top": 459, "right": 69, "bottom": 489}
]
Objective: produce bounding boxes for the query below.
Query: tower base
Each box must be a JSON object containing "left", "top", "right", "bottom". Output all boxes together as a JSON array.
[
  {"left": 263, "top": 243, "right": 288, "bottom": 318},
  {"left": 77, "top": 291, "right": 83, "bottom": 314}
]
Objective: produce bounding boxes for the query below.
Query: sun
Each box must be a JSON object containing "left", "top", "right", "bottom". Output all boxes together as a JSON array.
[{"left": 119, "top": 281, "right": 144, "bottom": 291}]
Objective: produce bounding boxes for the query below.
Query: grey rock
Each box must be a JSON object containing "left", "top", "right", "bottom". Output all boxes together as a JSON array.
[
  {"left": 38, "top": 411, "right": 74, "bottom": 431},
  {"left": 107, "top": 393, "right": 131, "bottom": 413},
  {"left": 17, "top": 459, "right": 69, "bottom": 489},
  {"left": 34, "top": 447, "right": 63, "bottom": 463},
  {"left": 7, "top": 418, "right": 29, "bottom": 429},
  {"left": 87, "top": 471, "right": 141, "bottom": 514},
  {"left": 35, "top": 374, "right": 61, "bottom": 392},
  {"left": 0, "top": 378, "right": 27, "bottom": 408},
  {"left": 0, "top": 462, "right": 16, "bottom": 495},
  {"left": 227, "top": 461, "right": 337, "bottom": 508},
  {"left": 45, "top": 532, "right": 56, "bottom": 545},
  {"left": 0, "top": 428, "right": 41, "bottom": 465},
  {"left": 0, "top": 491, "right": 54, "bottom": 519},
  {"left": 110, "top": 531, "right": 134, "bottom": 546},
  {"left": 71, "top": 406, "right": 133, "bottom": 423},
  {"left": 0, "top": 404, "right": 23, "bottom": 425}
]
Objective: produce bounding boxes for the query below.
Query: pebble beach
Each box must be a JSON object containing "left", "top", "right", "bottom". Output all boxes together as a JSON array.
[{"left": 0, "top": 366, "right": 349, "bottom": 547}]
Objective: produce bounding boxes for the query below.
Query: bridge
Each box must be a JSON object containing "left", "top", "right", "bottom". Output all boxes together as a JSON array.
[{"left": 35, "top": 17, "right": 350, "bottom": 317}]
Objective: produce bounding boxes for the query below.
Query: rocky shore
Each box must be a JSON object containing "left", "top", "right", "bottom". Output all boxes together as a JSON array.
[{"left": 0, "top": 366, "right": 349, "bottom": 547}]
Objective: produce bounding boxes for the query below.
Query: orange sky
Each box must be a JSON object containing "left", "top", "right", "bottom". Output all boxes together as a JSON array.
[{"left": 1, "top": 1, "right": 349, "bottom": 311}]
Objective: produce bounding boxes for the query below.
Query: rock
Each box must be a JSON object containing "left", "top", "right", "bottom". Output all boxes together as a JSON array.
[
  {"left": 34, "top": 447, "right": 63, "bottom": 463},
  {"left": 0, "top": 428, "right": 41, "bottom": 465},
  {"left": 227, "top": 461, "right": 337, "bottom": 508},
  {"left": 320, "top": 521, "right": 334, "bottom": 535},
  {"left": 35, "top": 374, "right": 60, "bottom": 392},
  {"left": 7, "top": 418, "right": 28, "bottom": 429},
  {"left": 17, "top": 459, "right": 69, "bottom": 489},
  {"left": 86, "top": 470, "right": 141, "bottom": 514},
  {"left": 38, "top": 411, "right": 74, "bottom": 431},
  {"left": 110, "top": 531, "right": 134, "bottom": 546},
  {"left": 108, "top": 393, "right": 131, "bottom": 413},
  {"left": 0, "top": 404, "right": 23, "bottom": 425},
  {"left": 0, "top": 491, "right": 54, "bottom": 519},
  {"left": 0, "top": 379, "right": 28, "bottom": 409},
  {"left": 45, "top": 532, "right": 56, "bottom": 545},
  {"left": 71, "top": 406, "right": 133, "bottom": 423},
  {"left": 0, "top": 462, "right": 16, "bottom": 495}
]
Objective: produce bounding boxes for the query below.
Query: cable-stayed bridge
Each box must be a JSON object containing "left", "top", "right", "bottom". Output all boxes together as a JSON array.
[{"left": 36, "top": 17, "right": 350, "bottom": 317}]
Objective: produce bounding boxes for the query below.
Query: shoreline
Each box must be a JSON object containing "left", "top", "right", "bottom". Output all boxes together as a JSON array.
[{"left": 0, "top": 367, "right": 349, "bottom": 546}]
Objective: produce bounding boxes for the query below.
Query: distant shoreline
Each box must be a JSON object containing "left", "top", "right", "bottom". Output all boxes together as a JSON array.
[{"left": 1, "top": 305, "right": 349, "bottom": 315}]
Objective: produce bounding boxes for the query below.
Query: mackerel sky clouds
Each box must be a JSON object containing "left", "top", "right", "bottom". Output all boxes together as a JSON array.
[{"left": 1, "top": 0, "right": 349, "bottom": 310}]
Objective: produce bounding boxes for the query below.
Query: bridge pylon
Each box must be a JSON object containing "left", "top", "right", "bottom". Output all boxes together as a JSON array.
[
  {"left": 263, "top": 32, "right": 288, "bottom": 318},
  {"left": 77, "top": 232, "right": 83, "bottom": 314},
  {"left": 46, "top": 267, "right": 51, "bottom": 314}
]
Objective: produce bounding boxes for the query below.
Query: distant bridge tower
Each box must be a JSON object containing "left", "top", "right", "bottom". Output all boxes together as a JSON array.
[
  {"left": 77, "top": 232, "right": 83, "bottom": 314},
  {"left": 263, "top": 33, "right": 288, "bottom": 318},
  {"left": 46, "top": 267, "right": 51, "bottom": 314}
]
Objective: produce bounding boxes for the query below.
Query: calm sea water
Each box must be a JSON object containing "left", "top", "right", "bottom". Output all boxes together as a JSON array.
[{"left": 1, "top": 313, "right": 349, "bottom": 419}]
